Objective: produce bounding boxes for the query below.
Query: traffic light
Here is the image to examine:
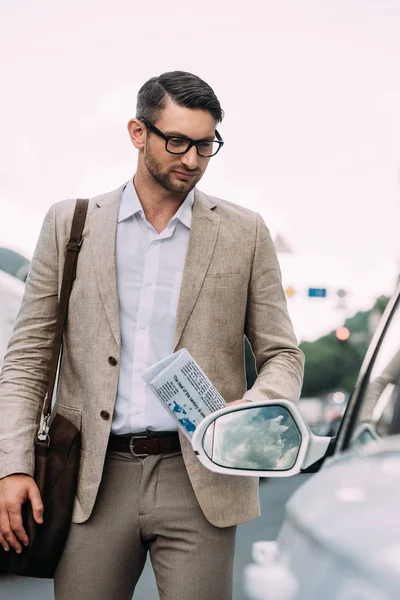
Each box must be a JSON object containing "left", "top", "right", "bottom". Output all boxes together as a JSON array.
[{"left": 335, "top": 326, "right": 351, "bottom": 342}]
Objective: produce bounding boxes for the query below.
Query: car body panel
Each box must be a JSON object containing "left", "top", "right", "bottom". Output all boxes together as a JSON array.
[
  {"left": 280, "top": 446, "right": 400, "bottom": 599},
  {"left": 246, "top": 441, "right": 400, "bottom": 599}
]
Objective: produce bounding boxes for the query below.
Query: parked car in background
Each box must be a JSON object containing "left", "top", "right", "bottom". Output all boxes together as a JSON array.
[
  {"left": 297, "top": 396, "right": 325, "bottom": 432},
  {"left": 0, "top": 269, "right": 24, "bottom": 369},
  {"left": 298, "top": 392, "right": 349, "bottom": 437},
  {"left": 193, "top": 281, "right": 400, "bottom": 599},
  {"left": 0, "top": 247, "right": 30, "bottom": 283}
]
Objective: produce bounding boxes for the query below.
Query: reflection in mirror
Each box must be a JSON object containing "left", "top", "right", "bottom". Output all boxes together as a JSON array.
[{"left": 202, "top": 405, "right": 301, "bottom": 471}]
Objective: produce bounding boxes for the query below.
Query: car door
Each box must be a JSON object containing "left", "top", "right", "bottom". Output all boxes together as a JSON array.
[{"left": 333, "top": 283, "right": 400, "bottom": 454}]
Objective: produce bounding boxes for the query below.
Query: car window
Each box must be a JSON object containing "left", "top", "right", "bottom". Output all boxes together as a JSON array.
[{"left": 348, "top": 296, "right": 400, "bottom": 447}]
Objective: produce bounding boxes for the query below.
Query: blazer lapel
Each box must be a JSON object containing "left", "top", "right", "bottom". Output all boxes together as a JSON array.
[
  {"left": 174, "top": 189, "right": 220, "bottom": 349},
  {"left": 89, "top": 184, "right": 125, "bottom": 347}
]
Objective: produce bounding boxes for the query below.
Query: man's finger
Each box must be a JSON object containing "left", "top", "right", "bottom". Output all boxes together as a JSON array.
[
  {"left": 0, "top": 514, "right": 22, "bottom": 554},
  {"left": 28, "top": 484, "right": 44, "bottom": 524},
  {"left": 0, "top": 501, "right": 10, "bottom": 550},
  {"left": 0, "top": 532, "right": 10, "bottom": 552},
  {"left": 9, "top": 507, "right": 29, "bottom": 547}
]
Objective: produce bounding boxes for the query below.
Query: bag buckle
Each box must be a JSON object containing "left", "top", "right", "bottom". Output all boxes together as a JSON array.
[
  {"left": 67, "top": 239, "right": 84, "bottom": 253},
  {"left": 38, "top": 414, "right": 51, "bottom": 446},
  {"left": 129, "top": 435, "right": 149, "bottom": 458}
]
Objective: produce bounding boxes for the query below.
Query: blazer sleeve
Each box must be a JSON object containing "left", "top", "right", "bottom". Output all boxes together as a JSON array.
[
  {"left": 244, "top": 213, "right": 305, "bottom": 402},
  {"left": 0, "top": 204, "right": 59, "bottom": 479}
]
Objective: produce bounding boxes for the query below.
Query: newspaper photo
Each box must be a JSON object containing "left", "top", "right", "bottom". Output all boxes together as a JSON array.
[{"left": 141, "top": 348, "right": 226, "bottom": 440}]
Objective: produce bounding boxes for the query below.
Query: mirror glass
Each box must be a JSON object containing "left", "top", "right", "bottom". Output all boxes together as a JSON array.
[{"left": 202, "top": 405, "right": 301, "bottom": 471}]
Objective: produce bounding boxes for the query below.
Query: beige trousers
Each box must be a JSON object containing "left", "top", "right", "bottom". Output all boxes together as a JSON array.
[{"left": 54, "top": 450, "right": 236, "bottom": 600}]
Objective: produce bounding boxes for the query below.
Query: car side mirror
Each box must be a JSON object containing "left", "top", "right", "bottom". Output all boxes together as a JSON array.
[{"left": 191, "top": 400, "right": 331, "bottom": 477}]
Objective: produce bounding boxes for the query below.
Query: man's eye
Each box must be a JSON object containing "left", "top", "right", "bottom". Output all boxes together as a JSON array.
[
  {"left": 169, "top": 138, "right": 187, "bottom": 147},
  {"left": 199, "top": 142, "right": 212, "bottom": 150}
]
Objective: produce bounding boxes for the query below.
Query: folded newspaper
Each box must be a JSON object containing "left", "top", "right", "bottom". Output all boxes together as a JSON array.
[{"left": 141, "top": 348, "right": 226, "bottom": 440}]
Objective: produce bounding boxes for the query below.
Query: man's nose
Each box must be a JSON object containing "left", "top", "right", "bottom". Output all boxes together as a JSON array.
[{"left": 180, "top": 145, "right": 199, "bottom": 170}]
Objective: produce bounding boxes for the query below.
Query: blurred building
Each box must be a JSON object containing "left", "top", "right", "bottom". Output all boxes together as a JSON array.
[{"left": 273, "top": 233, "right": 398, "bottom": 343}]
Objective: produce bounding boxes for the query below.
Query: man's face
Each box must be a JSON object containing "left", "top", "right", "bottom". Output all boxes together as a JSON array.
[{"left": 143, "top": 99, "right": 216, "bottom": 194}]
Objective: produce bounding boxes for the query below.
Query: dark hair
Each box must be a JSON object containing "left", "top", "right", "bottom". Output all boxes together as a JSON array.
[{"left": 136, "top": 71, "right": 224, "bottom": 124}]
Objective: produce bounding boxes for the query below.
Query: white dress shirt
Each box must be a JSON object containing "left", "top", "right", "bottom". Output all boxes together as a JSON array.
[{"left": 112, "top": 178, "right": 194, "bottom": 434}]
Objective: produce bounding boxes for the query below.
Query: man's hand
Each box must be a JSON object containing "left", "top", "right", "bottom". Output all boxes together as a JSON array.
[
  {"left": 229, "top": 399, "right": 252, "bottom": 406},
  {"left": 0, "top": 474, "right": 43, "bottom": 554}
]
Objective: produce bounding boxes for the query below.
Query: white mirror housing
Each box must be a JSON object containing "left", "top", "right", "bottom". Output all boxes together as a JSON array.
[{"left": 191, "top": 400, "right": 331, "bottom": 477}]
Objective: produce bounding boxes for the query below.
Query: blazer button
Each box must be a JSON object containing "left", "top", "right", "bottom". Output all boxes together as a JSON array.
[
  {"left": 100, "top": 410, "right": 110, "bottom": 421},
  {"left": 108, "top": 356, "right": 118, "bottom": 366}
]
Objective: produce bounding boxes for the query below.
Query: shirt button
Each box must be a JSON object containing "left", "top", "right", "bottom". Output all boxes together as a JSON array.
[
  {"left": 108, "top": 356, "right": 118, "bottom": 366},
  {"left": 100, "top": 410, "right": 110, "bottom": 421}
]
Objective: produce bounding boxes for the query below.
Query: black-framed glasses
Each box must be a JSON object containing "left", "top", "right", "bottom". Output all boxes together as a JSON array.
[{"left": 138, "top": 117, "right": 224, "bottom": 157}]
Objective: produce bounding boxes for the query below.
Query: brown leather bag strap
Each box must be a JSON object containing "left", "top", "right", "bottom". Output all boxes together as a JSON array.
[{"left": 42, "top": 199, "right": 89, "bottom": 418}]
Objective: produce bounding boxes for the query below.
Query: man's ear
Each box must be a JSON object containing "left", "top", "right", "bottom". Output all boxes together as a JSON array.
[{"left": 127, "top": 118, "right": 146, "bottom": 150}]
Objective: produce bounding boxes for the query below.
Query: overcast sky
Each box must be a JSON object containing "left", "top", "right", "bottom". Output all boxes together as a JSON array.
[{"left": 1, "top": 0, "right": 399, "bottom": 339}]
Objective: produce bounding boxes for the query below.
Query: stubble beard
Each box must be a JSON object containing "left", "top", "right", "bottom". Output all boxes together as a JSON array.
[{"left": 144, "top": 142, "right": 202, "bottom": 195}]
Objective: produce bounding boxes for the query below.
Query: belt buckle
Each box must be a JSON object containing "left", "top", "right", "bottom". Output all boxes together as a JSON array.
[{"left": 129, "top": 434, "right": 149, "bottom": 458}]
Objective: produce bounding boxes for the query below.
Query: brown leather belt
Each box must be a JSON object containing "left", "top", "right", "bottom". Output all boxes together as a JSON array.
[{"left": 107, "top": 432, "right": 181, "bottom": 458}]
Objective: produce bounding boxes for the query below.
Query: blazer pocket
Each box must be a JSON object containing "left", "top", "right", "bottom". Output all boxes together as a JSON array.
[
  {"left": 198, "top": 273, "right": 246, "bottom": 355},
  {"left": 202, "top": 273, "right": 244, "bottom": 288}
]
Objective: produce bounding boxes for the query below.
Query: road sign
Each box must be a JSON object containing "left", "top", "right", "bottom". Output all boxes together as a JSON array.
[{"left": 308, "top": 288, "right": 327, "bottom": 298}]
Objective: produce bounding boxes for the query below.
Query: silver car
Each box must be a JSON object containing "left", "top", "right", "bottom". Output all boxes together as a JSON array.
[{"left": 193, "top": 283, "right": 400, "bottom": 600}]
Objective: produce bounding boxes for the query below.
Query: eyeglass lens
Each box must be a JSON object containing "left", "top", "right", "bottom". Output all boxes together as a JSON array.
[{"left": 166, "top": 138, "right": 220, "bottom": 157}]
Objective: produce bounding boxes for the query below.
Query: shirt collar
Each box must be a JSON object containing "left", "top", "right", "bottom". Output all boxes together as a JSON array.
[
  {"left": 171, "top": 188, "right": 194, "bottom": 229},
  {"left": 118, "top": 178, "right": 144, "bottom": 223},
  {"left": 118, "top": 177, "right": 194, "bottom": 229}
]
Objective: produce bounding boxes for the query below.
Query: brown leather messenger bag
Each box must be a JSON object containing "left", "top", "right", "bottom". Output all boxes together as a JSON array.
[{"left": 0, "top": 198, "right": 88, "bottom": 578}]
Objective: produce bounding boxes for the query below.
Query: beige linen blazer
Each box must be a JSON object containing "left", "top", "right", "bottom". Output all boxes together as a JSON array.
[{"left": 0, "top": 184, "right": 304, "bottom": 528}]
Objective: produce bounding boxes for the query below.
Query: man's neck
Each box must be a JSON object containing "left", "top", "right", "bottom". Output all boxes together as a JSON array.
[{"left": 133, "top": 172, "right": 187, "bottom": 234}]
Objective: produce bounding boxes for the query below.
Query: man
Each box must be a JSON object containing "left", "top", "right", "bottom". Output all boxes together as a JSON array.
[{"left": 0, "top": 71, "right": 304, "bottom": 599}]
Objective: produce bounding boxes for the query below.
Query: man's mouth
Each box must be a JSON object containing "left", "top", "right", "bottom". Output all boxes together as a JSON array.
[{"left": 172, "top": 170, "right": 197, "bottom": 180}]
